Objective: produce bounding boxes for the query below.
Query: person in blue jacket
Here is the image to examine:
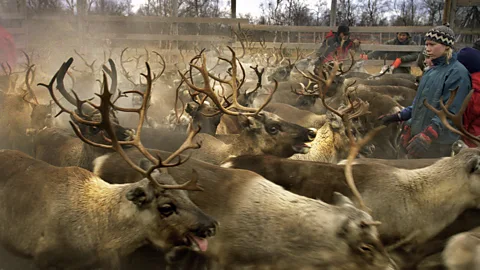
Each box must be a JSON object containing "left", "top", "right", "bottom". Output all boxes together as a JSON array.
[{"left": 379, "top": 24, "right": 472, "bottom": 158}]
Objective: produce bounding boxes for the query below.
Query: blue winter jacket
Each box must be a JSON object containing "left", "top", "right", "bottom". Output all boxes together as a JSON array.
[{"left": 399, "top": 52, "right": 472, "bottom": 144}]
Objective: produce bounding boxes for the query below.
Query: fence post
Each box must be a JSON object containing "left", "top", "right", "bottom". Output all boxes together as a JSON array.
[{"left": 330, "top": 0, "right": 337, "bottom": 27}]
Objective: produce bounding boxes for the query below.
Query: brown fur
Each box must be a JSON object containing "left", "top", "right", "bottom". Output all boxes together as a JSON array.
[
  {"left": 221, "top": 149, "right": 480, "bottom": 250},
  {"left": 93, "top": 149, "right": 393, "bottom": 269},
  {"left": 343, "top": 86, "right": 403, "bottom": 159},
  {"left": 0, "top": 149, "right": 216, "bottom": 270},
  {"left": 142, "top": 111, "right": 317, "bottom": 165},
  {"left": 349, "top": 84, "right": 417, "bottom": 107},
  {"left": 345, "top": 77, "right": 417, "bottom": 90},
  {"left": 0, "top": 92, "right": 52, "bottom": 155},
  {"left": 338, "top": 157, "right": 439, "bottom": 169},
  {"left": 263, "top": 102, "right": 327, "bottom": 129},
  {"left": 443, "top": 226, "right": 480, "bottom": 270}
]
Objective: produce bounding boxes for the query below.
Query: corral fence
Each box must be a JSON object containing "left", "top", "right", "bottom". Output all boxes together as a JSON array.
[{"left": 1, "top": 12, "right": 479, "bottom": 67}]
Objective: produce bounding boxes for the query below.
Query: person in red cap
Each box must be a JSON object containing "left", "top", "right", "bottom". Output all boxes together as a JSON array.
[
  {"left": 457, "top": 43, "right": 480, "bottom": 147},
  {"left": 361, "top": 32, "right": 419, "bottom": 74},
  {"left": 0, "top": 25, "right": 17, "bottom": 71},
  {"left": 314, "top": 24, "right": 354, "bottom": 72}
]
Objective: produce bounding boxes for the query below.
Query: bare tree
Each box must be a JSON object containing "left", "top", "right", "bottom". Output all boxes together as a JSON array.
[
  {"left": 337, "top": 0, "right": 357, "bottom": 26},
  {"left": 312, "top": 1, "right": 329, "bottom": 26},
  {"left": 178, "top": 0, "right": 227, "bottom": 17},
  {"left": 137, "top": 0, "right": 174, "bottom": 16},
  {"left": 88, "top": 0, "right": 133, "bottom": 15},
  {"left": 420, "top": 0, "right": 443, "bottom": 25},
  {"left": 358, "top": 0, "right": 390, "bottom": 26},
  {"left": 259, "top": 0, "right": 315, "bottom": 26},
  {"left": 26, "top": 0, "right": 64, "bottom": 14},
  {"left": 391, "top": 0, "right": 421, "bottom": 26}
]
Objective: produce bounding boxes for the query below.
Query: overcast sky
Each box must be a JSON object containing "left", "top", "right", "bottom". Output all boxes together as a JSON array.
[{"left": 130, "top": 0, "right": 330, "bottom": 18}]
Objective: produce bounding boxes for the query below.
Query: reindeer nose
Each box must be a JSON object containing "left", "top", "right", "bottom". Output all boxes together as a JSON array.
[
  {"left": 195, "top": 221, "right": 218, "bottom": 238},
  {"left": 307, "top": 128, "right": 317, "bottom": 141}
]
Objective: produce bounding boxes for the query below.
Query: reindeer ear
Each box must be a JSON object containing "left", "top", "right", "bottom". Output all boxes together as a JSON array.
[
  {"left": 467, "top": 156, "right": 480, "bottom": 174},
  {"left": 333, "top": 192, "right": 355, "bottom": 207},
  {"left": 238, "top": 114, "right": 261, "bottom": 130},
  {"left": 185, "top": 102, "right": 198, "bottom": 115},
  {"left": 126, "top": 186, "right": 154, "bottom": 207}
]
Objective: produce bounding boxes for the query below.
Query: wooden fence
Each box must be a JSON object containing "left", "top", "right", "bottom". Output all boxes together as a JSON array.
[{"left": 1, "top": 13, "right": 479, "bottom": 67}]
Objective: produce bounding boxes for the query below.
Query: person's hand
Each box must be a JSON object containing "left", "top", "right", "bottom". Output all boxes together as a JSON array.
[
  {"left": 360, "top": 54, "right": 368, "bottom": 60},
  {"left": 390, "top": 58, "right": 402, "bottom": 71},
  {"left": 378, "top": 113, "right": 401, "bottom": 126},
  {"left": 406, "top": 125, "right": 439, "bottom": 158}
]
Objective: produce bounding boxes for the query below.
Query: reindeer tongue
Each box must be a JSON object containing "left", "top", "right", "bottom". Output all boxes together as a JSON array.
[{"left": 191, "top": 236, "right": 208, "bottom": 252}]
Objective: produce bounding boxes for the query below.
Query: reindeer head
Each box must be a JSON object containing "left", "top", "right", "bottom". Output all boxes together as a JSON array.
[
  {"left": 237, "top": 111, "right": 317, "bottom": 156},
  {"left": 180, "top": 47, "right": 318, "bottom": 157},
  {"left": 267, "top": 49, "right": 301, "bottom": 82},
  {"left": 40, "top": 57, "right": 135, "bottom": 143},
  {"left": 58, "top": 58, "right": 218, "bottom": 253},
  {"left": 184, "top": 101, "right": 221, "bottom": 136},
  {"left": 333, "top": 192, "right": 392, "bottom": 269},
  {"left": 125, "top": 169, "right": 217, "bottom": 253}
]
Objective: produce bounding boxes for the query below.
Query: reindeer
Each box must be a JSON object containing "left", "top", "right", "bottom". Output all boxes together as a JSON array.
[
  {"left": 442, "top": 226, "right": 480, "bottom": 270},
  {"left": 140, "top": 48, "right": 317, "bottom": 165},
  {"left": 221, "top": 88, "right": 480, "bottom": 268},
  {"left": 33, "top": 57, "right": 134, "bottom": 170},
  {"left": 347, "top": 84, "right": 416, "bottom": 107},
  {"left": 80, "top": 63, "right": 393, "bottom": 270},
  {"left": 293, "top": 61, "right": 403, "bottom": 160},
  {"left": 0, "top": 64, "right": 218, "bottom": 270},
  {"left": 0, "top": 55, "right": 56, "bottom": 155}
]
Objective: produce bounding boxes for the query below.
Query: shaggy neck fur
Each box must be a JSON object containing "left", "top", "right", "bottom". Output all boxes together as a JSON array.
[
  {"left": 290, "top": 122, "right": 348, "bottom": 163},
  {"left": 70, "top": 177, "right": 150, "bottom": 256}
]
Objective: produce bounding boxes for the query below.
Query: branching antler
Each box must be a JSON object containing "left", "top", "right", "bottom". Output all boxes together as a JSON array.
[
  {"left": 41, "top": 59, "right": 202, "bottom": 191},
  {"left": 120, "top": 47, "right": 137, "bottom": 86},
  {"left": 73, "top": 49, "right": 96, "bottom": 74},
  {"left": 23, "top": 64, "right": 39, "bottom": 105},
  {"left": 249, "top": 65, "right": 265, "bottom": 94},
  {"left": 424, "top": 87, "right": 479, "bottom": 146},
  {"left": 232, "top": 27, "right": 246, "bottom": 59},
  {"left": 179, "top": 46, "right": 277, "bottom": 117},
  {"left": 298, "top": 60, "right": 384, "bottom": 214}
]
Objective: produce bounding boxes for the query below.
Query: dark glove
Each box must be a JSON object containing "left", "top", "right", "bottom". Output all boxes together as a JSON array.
[
  {"left": 378, "top": 113, "right": 401, "bottom": 126},
  {"left": 406, "top": 125, "right": 439, "bottom": 158},
  {"left": 400, "top": 125, "right": 412, "bottom": 149}
]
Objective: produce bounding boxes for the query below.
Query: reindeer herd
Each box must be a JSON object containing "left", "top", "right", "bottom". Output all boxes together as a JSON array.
[{"left": 0, "top": 39, "right": 479, "bottom": 270}]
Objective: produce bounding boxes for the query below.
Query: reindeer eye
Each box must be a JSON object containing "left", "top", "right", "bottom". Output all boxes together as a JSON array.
[
  {"left": 267, "top": 125, "right": 279, "bottom": 135},
  {"left": 158, "top": 203, "right": 176, "bottom": 217},
  {"left": 90, "top": 126, "right": 100, "bottom": 134},
  {"left": 358, "top": 244, "right": 373, "bottom": 253}
]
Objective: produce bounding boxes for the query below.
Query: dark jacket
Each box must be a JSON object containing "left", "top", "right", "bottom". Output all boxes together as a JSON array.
[
  {"left": 367, "top": 37, "right": 419, "bottom": 62},
  {"left": 316, "top": 31, "right": 354, "bottom": 63},
  {"left": 367, "top": 37, "right": 419, "bottom": 74},
  {"left": 399, "top": 53, "right": 472, "bottom": 144}
]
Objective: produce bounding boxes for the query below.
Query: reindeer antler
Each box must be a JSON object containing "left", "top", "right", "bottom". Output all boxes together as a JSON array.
[
  {"left": 179, "top": 46, "right": 277, "bottom": 117},
  {"left": 23, "top": 64, "right": 39, "bottom": 105},
  {"left": 40, "top": 59, "right": 202, "bottom": 191},
  {"left": 298, "top": 60, "right": 385, "bottom": 214},
  {"left": 120, "top": 47, "right": 137, "bottom": 86},
  {"left": 73, "top": 49, "right": 96, "bottom": 74},
  {"left": 424, "top": 87, "right": 479, "bottom": 146}
]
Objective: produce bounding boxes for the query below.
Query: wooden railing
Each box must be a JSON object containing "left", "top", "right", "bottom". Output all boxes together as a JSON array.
[{"left": 1, "top": 13, "right": 478, "bottom": 66}]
